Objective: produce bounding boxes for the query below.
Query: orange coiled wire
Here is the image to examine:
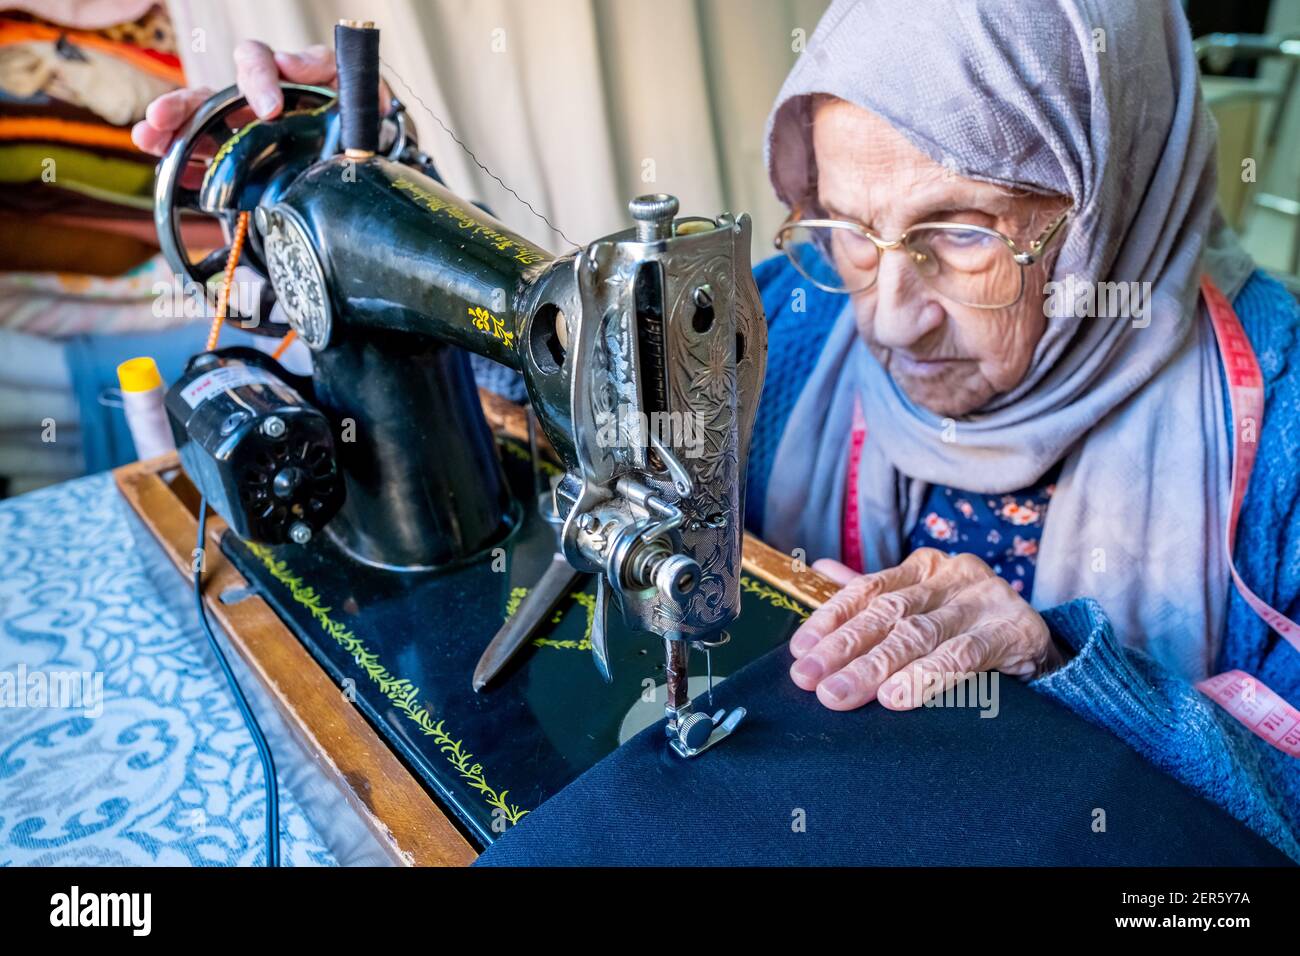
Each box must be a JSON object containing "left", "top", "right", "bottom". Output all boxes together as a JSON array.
[
  {"left": 205, "top": 211, "right": 298, "bottom": 360},
  {"left": 206, "top": 210, "right": 251, "bottom": 352},
  {"left": 271, "top": 328, "right": 298, "bottom": 360}
]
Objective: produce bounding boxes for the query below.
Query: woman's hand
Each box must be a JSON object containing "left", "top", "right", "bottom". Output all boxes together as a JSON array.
[
  {"left": 790, "top": 548, "right": 1063, "bottom": 710},
  {"left": 131, "top": 41, "right": 336, "bottom": 156}
]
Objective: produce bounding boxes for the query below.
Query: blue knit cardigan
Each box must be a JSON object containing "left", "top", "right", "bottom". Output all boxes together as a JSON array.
[{"left": 746, "top": 255, "right": 1300, "bottom": 861}]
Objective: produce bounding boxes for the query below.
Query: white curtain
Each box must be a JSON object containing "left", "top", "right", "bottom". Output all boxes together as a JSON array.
[{"left": 168, "top": 0, "right": 828, "bottom": 258}]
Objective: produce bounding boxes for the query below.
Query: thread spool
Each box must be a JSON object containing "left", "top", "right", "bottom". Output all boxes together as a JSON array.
[
  {"left": 117, "top": 356, "right": 176, "bottom": 461},
  {"left": 335, "top": 19, "right": 379, "bottom": 157}
]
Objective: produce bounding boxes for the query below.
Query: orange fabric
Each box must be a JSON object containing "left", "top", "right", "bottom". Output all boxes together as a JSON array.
[
  {"left": 0, "top": 18, "right": 183, "bottom": 84},
  {"left": 38, "top": 214, "right": 225, "bottom": 251},
  {"left": 0, "top": 116, "right": 138, "bottom": 151},
  {"left": 0, "top": 212, "right": 153, "bottom": 274}
]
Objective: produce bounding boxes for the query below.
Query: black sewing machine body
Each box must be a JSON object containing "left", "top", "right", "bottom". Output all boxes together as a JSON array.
[{"left": 153, "top": 23, "right": 792, "bottom": 846}]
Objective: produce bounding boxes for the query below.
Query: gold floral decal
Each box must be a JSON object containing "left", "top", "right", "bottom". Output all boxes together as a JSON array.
[
  {"left": 505, "top": 576, "right": 805, "bottom": 656},
  {"left": 534, "top": 591, "right": 594, "bottom": 650},
  {"left": 501, "top": 585, "right": 593, "bottom": 651},
  {"left": 468, "top": 305, "right": 516, "bottom": 347},
  {"left": 739, "top": 575, "right": 809, "bottom": 620},
  {"left": 503, "top": 586, "right": 528, "bottom": 620},
  {"left": 245, "top": 541, "right": 528, "bottom": 826}
]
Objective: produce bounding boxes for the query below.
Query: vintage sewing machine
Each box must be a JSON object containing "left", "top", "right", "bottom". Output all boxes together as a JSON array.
[{"left": 143, "top": 22, "right": 814, "bottom": 849}]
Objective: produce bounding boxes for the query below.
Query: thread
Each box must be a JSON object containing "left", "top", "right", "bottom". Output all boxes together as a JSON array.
[
  {"left": 336, "top": 21, "right": 380, "bottom": 155},
  {"left": 381, "top": 58, "right": 580, "bottom": 249}
]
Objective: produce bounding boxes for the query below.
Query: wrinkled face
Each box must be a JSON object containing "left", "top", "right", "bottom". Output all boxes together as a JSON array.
[{"left": 811, "top": 98, "right": 1067, "bottom": 417}]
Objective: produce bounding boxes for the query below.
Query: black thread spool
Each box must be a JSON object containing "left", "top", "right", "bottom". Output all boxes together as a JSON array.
[{"left": 335, "top": 19, "right": 380, "bottom": 156}]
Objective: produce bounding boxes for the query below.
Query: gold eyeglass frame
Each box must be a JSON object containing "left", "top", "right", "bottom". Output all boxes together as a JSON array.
[{"left": 774, "top": 206, "right": 1072, "bottom": 309}]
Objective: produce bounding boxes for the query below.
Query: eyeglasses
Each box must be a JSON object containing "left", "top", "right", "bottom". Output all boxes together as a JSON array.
[{"left": 774, "top": 205, "right": 1071, "bottom": 309}]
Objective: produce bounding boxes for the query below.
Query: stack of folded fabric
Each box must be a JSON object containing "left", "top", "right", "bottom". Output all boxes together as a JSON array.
[
  {"left": 0, "top": 2, "right": 220, "bottom": 495},
  {"left": 0, "top": 1, "right": 182, "bottom": 273}
]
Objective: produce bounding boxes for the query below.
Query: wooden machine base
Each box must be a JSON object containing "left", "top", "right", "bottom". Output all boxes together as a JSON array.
[{"left": 113, "top": 391, "right": 839, "bottom": 866}]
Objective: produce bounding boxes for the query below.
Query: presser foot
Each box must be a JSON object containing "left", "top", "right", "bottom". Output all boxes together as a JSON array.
[
  {"left": 662, "top": 631, "right": 744, "bottom": 757},
  {"left": 667, "top": 705, "right": 747, "bottom": 758}
]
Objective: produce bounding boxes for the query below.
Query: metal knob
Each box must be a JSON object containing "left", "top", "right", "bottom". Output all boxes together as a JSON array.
[
  {"left": 676, "top": 711, "right": 714, "bottom": 751},
  {"left": 628, "top": 193, "right": 679, "bottom": 243},
  {"left": 272, "top": 466, "right": 305, "bottom": 500},
  {"left": 652, "top": 552, "right": 700, "bottom": 604}
]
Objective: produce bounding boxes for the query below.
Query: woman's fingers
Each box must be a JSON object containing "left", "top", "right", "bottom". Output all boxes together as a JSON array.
[
  {"left": 130, "top": 120, "right": 171, "bottom": 157},
  {"left": 131, "top": 40, "right": 381, "bottom": 158},
  {"left": 144, "top": 86, "right": 214, "bottom": 132},
  {"left": 234, "top": 40, "right": 285, "bottom": 118},
  {"left": 276, "top": 45, "right": 391, "bottom": 112},
  {"left": 136, "top": 43, "right": 340, "bottom": 157},
  {"left": 815, "top": 602, "right": 980, "bottom": 709},
  {"left": 273, "top": 44, "right": 336, "bottom": 85},
  {"left": 877, "top": 619, "right": 1017, "bottom": 710},
  {"left": 132, "top": 87, "right": 214, "bottom": 155},
  {"left": 787, "top": 550, "right": 1055, "bottom": 712},
  {"left": 790, "top": 551, "right": 988, "bottom": 679},
  {"left": 789, "top": 567, "right": 905, "bottom": 657},
  {"left": 790, "top": 599, "right": 895, "bottom": 690},
  {"left": 790, "top": 576, "right": 959, "bottom": 689},
  {"left": 247, "top": 44, "right": 387, "bottom": 120},
  {"left": 811, "top": 558, "right": 857, "bottom": 586},
  {"left": 789, "top": 549, "right": 942, "bottom": 657}
]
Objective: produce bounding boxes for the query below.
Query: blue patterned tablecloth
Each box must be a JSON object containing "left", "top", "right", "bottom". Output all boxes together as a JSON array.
[{"left": 0, "top": 474, "right": 336, "bottom": 866}]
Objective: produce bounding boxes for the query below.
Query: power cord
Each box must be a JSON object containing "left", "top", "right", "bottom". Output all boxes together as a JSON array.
[{"left": 194, "top": 498, "right": 280, "bottom": 866}]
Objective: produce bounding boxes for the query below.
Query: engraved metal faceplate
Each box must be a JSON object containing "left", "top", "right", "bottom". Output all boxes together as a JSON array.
[
  {"left": 261, "top": 205, "right": 332, "bottom": 350},
  {"left": 561, "top": 214, "right": 767, "bottom": 639}
]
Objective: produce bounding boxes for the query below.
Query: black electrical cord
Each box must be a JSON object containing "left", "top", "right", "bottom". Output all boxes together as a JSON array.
[{"left": 194, "top": 498, "right": 280, "bottom": 866}]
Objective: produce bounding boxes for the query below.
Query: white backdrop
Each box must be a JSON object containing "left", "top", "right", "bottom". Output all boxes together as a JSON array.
[{"left": 168, "top": 0, "right": 830, "bottom": 257}]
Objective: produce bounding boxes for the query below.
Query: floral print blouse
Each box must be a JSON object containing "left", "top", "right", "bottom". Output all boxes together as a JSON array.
[{"left": 904, "top": 465, "right": 1063, "bottom": 599}]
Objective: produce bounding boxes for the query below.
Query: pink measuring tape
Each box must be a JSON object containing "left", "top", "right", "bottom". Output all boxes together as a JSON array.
[
  {"left": 1196, "top": 276, "right": 1300, "bottom": 757},
  {"left": 842, "top": 396, "right": 868, "bottom": 574},
  {"left": 841, "top": 277, "right": 1300, "bottom": 757}
]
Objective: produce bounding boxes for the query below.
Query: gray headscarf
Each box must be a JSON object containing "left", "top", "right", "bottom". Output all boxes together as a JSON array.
[{"left": 761, "top": 0, "right": 1256, "bottom": 680}]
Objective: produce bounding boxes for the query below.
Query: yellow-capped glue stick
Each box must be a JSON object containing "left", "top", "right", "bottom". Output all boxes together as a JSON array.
[{"left": 117, "top": 356, "right": 176, "bottom": 461}]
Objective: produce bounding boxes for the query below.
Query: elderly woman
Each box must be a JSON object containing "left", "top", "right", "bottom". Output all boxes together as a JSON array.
[
  {"left": 748, "top": 0, "right": 1300, "bottom": 860},
  {"left": 136, "top": 0, "right": 1298, "bottom": 862}
]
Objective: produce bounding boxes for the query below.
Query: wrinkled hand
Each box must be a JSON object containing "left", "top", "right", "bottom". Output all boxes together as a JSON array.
[
  {"left": 789, "top": 548, "right": 1062, "bottom": 710},
  {"left": 131, "top": 41, "right": 337, "bottom": 156}
]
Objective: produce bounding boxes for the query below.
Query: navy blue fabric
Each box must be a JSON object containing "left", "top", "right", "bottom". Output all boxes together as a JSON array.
[
  {"left": 476, "top": 644, "right": 1292, "bottom": 866},
  {"left": 1035, "top": 599, "right": 1300, "bottom": 860}
]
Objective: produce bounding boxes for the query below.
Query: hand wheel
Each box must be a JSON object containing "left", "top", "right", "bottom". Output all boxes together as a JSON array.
[{"left": 153, "top": 83, "right": 338, "bottom": 331}]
